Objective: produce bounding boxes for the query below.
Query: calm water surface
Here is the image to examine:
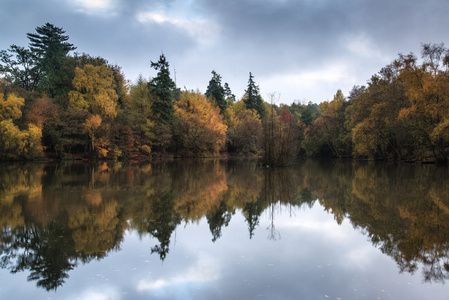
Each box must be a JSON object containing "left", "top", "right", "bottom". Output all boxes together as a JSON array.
[{"left": 0, "top": 159, "right": 448, "bottom": 299}]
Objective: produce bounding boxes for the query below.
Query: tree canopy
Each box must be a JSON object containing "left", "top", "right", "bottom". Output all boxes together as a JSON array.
[{"left": 1, "top": 24, "right": 449, "bottom": 164}]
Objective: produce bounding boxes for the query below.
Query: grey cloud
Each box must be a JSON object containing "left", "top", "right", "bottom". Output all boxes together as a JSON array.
[
  {"left": 1, "top": 0, "right": 448, "bottom": 103},
  {"left": 195, "top": 0, "right": 448, "bottom": 66}
]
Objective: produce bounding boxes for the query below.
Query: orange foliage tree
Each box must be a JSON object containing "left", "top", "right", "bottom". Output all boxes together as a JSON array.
[
  {"left": 396, "top": 48, "right": 449, "bottom": 162},
  {"left": 223, "top": 100, "right": 262, "bottom": 155},
  {"left": 173, "top": 90, "right": 227, "bottom": 156}
]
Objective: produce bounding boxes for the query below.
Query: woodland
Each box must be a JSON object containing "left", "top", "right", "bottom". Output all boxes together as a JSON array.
[{"left": 1, "top": 23, "right": 449, "bottom": 164}]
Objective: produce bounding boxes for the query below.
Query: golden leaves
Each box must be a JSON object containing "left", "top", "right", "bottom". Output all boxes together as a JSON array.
[
  {"left": 83, "top": 114, "right": 102, "bottom": 133},
  {"left": 0, "top": 93, "right": 24, "bottom": 121},
  {"left": 174, "top": 90, "right": 227, "bottom": 155},
  {"left": 69, "top": 64, "right": 118, "bottom": 118},
  {"left": 0, "top": 120, "right": 43, "bottom": 159}
]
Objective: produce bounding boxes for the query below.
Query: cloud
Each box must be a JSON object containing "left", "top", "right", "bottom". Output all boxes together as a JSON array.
[
  {"left": 274, "top": 214, "right": 350, "bottom": 242},
  {"left": 72, "top": 0, "right": 117, "bottom": 15},
  {"left": 272, "top": 64, "right": 353, "bottom": 87},
  {"left": 136, "top": 11, "right": 219, "bottom": 46},
  {"left": 344, "top": 246, "right": 376, "bottom": 271},
  {"left": 257, "top": 63, "right": 356, "bottom": 102},
  {"left": 1, "top": 0, "right": 449, "bottom": 103},
  {"left": 74, "top": 287, "right": 120, "bottom": 300},
  {"left": 137, "top": 254, "right": 220, "bottom": 292},
  {"left": 345, "top": 35, "right": 385, "bottom": 60}
]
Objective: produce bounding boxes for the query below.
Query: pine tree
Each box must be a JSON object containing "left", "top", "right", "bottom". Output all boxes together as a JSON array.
[
  {"left": 27, "top": 23, "right": 76, "bottom": 97},
  {"left": 205, "top": 70, "right": 227, "bottom": 113},
  {"left": 244, "top": 72, "right": 265, "bottom": 118},
  {"left": 148, "top": 54, "right": 178, "bottom": 125},
  {"left": 224, "top": 82, "right": 236, "bottom": 104}
]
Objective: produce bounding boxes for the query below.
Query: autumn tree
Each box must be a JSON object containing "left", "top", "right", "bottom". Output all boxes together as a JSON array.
[
  {"left": 24, "top": 95, "right": 62, "bottom": 155},
  {"left": 66, "top": 53, "right": 128, "bottom": 104},
  {"left": 123, "top": 75, "right": 154, "bottom": 151},
  {"left": 173, "top": 90, "right": 227, "bottom": 156},
  {"left": 395, "top": 47, "right": 449, "bottom": 162},
  {"left": 302, "top": 90, "right": 351, "bottom": 157},
  {"left": 262, "top": 93, "right": 301, "bottom": 166},
  {"left": 68, "top": 64, "right": 119, "bottom": 156},
  {"left": 350, "top": 63, "right": 409, "bottom": 159},
  {"left": 69, "top": 64, "right": 118, "bottom": 118},
  {"left": 232, "top": 107, "right": 263, "bottom": 154},
  {"left": 277, "top": 107, "right": 301, "bottom": 163},
  {"left": 0, "top": 93, "right": 43, "bottom": 160}
]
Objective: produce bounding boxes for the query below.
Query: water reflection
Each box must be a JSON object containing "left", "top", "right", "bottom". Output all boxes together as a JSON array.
[{"left": 1, "top": 159, "right": 449, "bottom": 292}]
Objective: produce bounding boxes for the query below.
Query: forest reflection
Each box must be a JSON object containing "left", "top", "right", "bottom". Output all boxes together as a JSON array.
[{"left": 1, "top": 159, "right": 449, "bottom": 290}]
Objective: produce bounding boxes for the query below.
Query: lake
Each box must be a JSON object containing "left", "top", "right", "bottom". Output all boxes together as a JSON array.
[{"left": 0, "top": 159, "right": 448, "bottom": 299}]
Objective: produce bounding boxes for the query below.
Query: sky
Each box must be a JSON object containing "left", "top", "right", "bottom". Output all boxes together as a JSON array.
[{"left": 1, "top": 0, "right": 448, "bottom": 104}]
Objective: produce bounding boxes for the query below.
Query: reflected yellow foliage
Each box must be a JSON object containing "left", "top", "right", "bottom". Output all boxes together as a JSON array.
[
  {"left": 225, "top": 162, "right": 263, "bottom": 207},
  {"left": 68, "top": 200, "right": 122, "bottom": 255},
  {"left": 84, "top": 190, "right": 102, "bottom": 206},
  {"left": 0, "top": 203, "right": 24, "bottom": 227},
  {"left": 174, "top": 161, "right": 228, "bottom": 221},
  {"left": 1, "top": 160, "right": 449, "bottom": 283},
  {"left": 0, "top": 165, "right": 43, "bottom": 204}
]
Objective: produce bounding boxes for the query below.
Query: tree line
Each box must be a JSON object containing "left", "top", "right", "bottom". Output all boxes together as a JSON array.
[{"left": 1, "top": 23, "right": 449, "bottom": 163}]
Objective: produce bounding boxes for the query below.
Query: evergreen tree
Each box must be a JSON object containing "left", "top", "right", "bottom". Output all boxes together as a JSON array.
[
  {"left": 27, "top": 23, "right": 76, "bottom": 97},
  {"left": 205, "top": 70, "right": 227, "bottom": 113},
  {"left": 148, "top": 54, "right": 178, "bottom": 125},
  {"left": 244, "top": 72, "right": 265, "bottom": 118},
  {"left": 224, "top": 82, "right": 236, "bottom": 104}
]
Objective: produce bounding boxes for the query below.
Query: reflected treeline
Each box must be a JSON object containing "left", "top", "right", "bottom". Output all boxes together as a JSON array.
[
  {"left": 1, "top": 160, "right": 449, "bottom": 289},
  {"left": 300, "top": 159, "right": 449, "bottom": 284},
  {"left": 0, "top": 162, "right": 128, "bottom": 290}
]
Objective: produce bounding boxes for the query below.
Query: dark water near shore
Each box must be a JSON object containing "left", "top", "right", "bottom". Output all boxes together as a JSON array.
[{"left": 0, "top": 159, "right": 448, "bottom": 299}]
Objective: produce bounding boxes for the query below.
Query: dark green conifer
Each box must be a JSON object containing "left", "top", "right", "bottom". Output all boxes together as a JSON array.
[
  {"left": 148, "top": 53, "right": 179, "bottom": 125},
  {"left": 244, "top": 72, "right": 265, "bottom": 118},
  {"left": 27, "top": 23, "right": 76, "bottom": 97},
  {"left": 205, "top": 70, "right": 227, "bottom": 113}
]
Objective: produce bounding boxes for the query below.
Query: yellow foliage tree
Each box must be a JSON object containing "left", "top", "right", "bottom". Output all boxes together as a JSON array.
[
  {"left": 173, "top": 90, "right": 227, "bottom": 156},
  {"left": 83, "top": 114, "right": 102, "bottom": 154},
  {"left": 233, "top": 108, "right": 262, "bottom": 154},
  {"left": 352, "top": 103, "right": 389, "bottom": 158},
  {"left": 69, "top": 64, "right": 118, "bottom": 118},
  {"left": 0, "top": 93, "right": 24, "bottom": 121},
  {"left": 397, "top": 53, "right": 449, "bottom": 161},
  {"left": 0, "top": 93, "right": 43, "bottom": 159},
  {"left": 68, "top": 64, "right": 119, "bottom": 157}
]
